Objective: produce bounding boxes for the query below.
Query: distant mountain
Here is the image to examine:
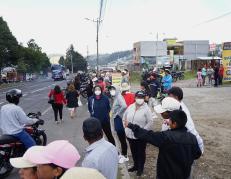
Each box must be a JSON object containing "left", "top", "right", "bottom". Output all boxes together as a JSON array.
[{"left": 87, "top": 50, "right": 132, "bottom": 66}]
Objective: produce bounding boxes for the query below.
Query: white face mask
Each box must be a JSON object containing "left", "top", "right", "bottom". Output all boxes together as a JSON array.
[
  {"left": 94, "top": 90, "right": 101, "bottom": 96},
  {"left": 136, "top": 98, "right": 144, "bottom": 105},
  {"left": 110, "top": 90, "right": 116, "bottom": 96}
]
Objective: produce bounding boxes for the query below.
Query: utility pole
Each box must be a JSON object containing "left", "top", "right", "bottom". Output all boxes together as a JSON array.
[{"left": 96, "top": 18, "right": 99, "bottom": 73}]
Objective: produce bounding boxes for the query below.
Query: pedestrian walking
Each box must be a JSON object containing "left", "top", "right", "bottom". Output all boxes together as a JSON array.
[
  {"left": 123, "top": 90, "right": 153, "bottom": 176},
  {"left": 202, "top": 64, "right": 207, "bottom": 85},
  {"left": 214, "top": 64, "right": 219, "bottom": 87},
  {"left": 109, "top": 86, "right": 129, "bottom": 164},
  {"left": 197, "top": 69, "right": 203, "bottom": 87},
  {"left": 48, "top": 85, "right": 66, "bottom": 124},
  {"left": 219, "top": 64, "right": 224, "bottom": 85},
  {"left": 66, "top": 83, "right": 79, "bottom": 118},
  {"left": 125, "top": 110, "right": 202, "bottom": 179},
  {"left": 207, "top": 65, "right": 214, "bottom": 86},
  {"left": 82, "top": 118, "right": 118, "bottom": 179},
  {"left": 88, "top": 85, "right": 116, "bottom": 145}
]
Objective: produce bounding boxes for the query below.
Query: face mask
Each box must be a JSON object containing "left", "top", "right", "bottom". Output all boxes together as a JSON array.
[
  {"left": 136, "top": 98, "right": 144, "bottom": 105},
  {"left": 94, "top": 90, "right": 101, "bottom": 96},
  {"left": 110, "top": 90, "right": 116, "bottom": 96}
]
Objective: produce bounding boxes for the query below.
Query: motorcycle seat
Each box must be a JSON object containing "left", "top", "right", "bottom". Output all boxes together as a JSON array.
[{"left": 0, "top": 135, "right": 18, "bottom": 145}]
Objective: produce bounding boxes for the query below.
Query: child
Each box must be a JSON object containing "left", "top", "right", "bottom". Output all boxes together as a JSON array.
[
  {"left": 197, "top": 68, "right": 202, "bottom": 87},
  {"left": 125, "top": 110, "right": 201, "bottom": 179}
]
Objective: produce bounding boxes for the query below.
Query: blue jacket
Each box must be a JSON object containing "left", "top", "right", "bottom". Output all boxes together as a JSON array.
[
  {"left": 88, "top": 94, "right": 111, "bottom": 123},
  {"left": 162, "top": 74, "right": 173, "bottom": 90}
]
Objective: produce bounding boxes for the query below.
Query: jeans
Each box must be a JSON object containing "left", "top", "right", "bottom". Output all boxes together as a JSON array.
[
  {"left": 127, "top": 138, "right": 147, "bottom": 172},
  {"left": 13, "top": 130, "right": 36, "bottom": 149},
  {"left": 52, "top": 103, "right": 63, "bottom": 121}
]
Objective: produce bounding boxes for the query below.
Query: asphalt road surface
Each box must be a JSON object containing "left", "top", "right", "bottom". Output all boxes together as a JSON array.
[{"left": 0, "top": 79, "right": 89, "bottom": 179}]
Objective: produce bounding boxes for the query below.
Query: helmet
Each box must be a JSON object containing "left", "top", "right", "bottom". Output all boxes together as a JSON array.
[{"left": 6, "top": 89, "right": 22, "bottom": 105}]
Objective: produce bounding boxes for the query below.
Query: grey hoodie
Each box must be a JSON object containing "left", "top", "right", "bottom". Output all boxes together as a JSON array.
[{"left": 111, "top": 90, "right": 127, "bottom": 119}]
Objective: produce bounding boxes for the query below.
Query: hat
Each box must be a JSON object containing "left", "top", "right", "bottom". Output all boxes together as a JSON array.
[
  {"left": 121, "top": 83, "right": 130, "bottom": 91},
  {"left": 61, "top": 167, "right": 106, "bottom": 179},
  {"left": 82, "top": 118, "right": 102, "bottom": 136},
  {"left": 135, "top": 90, "right": 146, "bottom": 98},
  {"left": 10, "top": 146, "right": 43, "bottom": 168},
  {"left": 154, "top": 97, "right": 181, "bottom": 113},
  {"left": 28, "top": 140, "right": 80, "bottom": 169}
]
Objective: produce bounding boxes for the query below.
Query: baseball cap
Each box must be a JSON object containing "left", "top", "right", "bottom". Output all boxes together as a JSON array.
[
  {"left": 121, "top": 83, "right": 130, "bottom": 91},
  {"left": 154, "top": 97, "right": 181, "bottom": 113},
  {"left": 61, "top": 167, "right": 106, "bottom": 179},
  {"left": 135, "top": 90, "right": 146, "bottom": 98},
  {"left": 28, "top": 140, "right": 80, "bottom": 169},
  {"left": 10, "top": 146, "right": 43, "bottom": 168}
]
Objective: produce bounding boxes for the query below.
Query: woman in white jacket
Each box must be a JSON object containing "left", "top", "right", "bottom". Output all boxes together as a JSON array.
[{"left": 123, "top": 90, "right": 153, "bottom": 176}]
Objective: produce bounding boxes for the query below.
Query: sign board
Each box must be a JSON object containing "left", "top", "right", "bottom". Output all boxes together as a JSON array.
[
  {"left": 112, "top": 73, "right": 122, "bottom": 87},
  {"left": 209, "top": 43, "right": 216, "bottom": 51},
  {"left": 222, "top": 42, "right": 231, "bottom": 81}
]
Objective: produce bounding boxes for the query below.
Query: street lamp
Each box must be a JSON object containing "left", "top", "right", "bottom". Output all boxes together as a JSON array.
[{"left": 85, "top": 18, "right": 102, "bottom": 73}]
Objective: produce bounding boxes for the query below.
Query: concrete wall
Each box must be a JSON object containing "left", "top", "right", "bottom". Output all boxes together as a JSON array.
[
  {"left": 183, "top": 40, "right": 209, "bottom": 60},
  {"left": 140, "top": 41, "right": 167, "bottom": 57}
]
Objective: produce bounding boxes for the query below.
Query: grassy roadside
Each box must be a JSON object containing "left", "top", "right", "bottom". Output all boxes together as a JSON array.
[
  {"left": 184, "top": 71, "right": 196, "bottom": 80},
  {"left": 130, "top": 71, "right": 141, "bottom": 85}
]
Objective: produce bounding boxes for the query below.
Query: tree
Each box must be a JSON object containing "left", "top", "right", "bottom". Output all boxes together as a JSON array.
[
  {"left": 66, "top": 45, "right": 87, "bottom": 72},
  {"left": 0, "top": 17, "right": 19, "bottom": 69},
  {"left": 59, "top": 56, "right": 66, "bottom": 66}
]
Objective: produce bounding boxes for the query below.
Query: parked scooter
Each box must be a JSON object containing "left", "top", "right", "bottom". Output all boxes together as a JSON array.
[{"left": 0, "top": 112, "right": 46, "bottom": 178}]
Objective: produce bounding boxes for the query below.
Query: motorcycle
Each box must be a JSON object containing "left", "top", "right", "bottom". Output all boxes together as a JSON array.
[{"left": 0, "top": 112, "right": 46, "bottom": 178}]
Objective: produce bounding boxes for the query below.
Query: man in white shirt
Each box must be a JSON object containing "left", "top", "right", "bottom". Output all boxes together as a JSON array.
[
  {"left": 0, "top": 89, "right": 37, "bottom": 149},
  {"left": 168, "top": 86, "right": 204, "bottom": 153},
  {"left": 82, "top": 117, "right": 118, "bottom": 179}
]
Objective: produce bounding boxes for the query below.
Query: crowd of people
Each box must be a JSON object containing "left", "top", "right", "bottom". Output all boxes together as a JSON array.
[
  {"left": 0, "top": 69, "right": 205, "bottom": 179},
  {"left": 197, "top": 63, "right": 224, "bottom": 87}
]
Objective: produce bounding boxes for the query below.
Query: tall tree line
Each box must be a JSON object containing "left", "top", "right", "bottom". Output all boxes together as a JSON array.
[{"left": 0, "top": 17, "right": 50, "bottom": 73}]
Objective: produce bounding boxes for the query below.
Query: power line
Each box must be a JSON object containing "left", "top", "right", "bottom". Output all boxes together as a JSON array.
[{"left": 193, "top": 10, "right": 231, "bottom": 27}]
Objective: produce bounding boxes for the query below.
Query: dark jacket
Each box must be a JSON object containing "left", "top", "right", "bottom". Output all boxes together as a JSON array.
[
  {"left": 88, "top": 94, "right": 111, "bottom": 124},
  {"left": 128, "top": 123, "right": 201, "bottom": 179},
  {"left": 66, "top": 91, "right": 79, "bottom": 108},
  {"left": 148, "top": 79, "right": 160, "bottom": 97}
]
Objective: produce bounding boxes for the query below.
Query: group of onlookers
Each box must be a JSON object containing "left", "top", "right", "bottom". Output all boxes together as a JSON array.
[
  {"left": 197, "top": 63, "right": 224, "bottom": 87},
  {"left": 7, "top": 69, "right": 205, "bottom": 179}
]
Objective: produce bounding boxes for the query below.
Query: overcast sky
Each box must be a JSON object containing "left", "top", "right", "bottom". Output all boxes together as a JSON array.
[{"left": 0, "top": 0, "right": 231, "bottom": 56}]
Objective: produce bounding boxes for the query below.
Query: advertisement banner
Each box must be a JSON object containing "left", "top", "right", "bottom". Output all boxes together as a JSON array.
[
  {"left": 222, "top": 42, "right": 231, "bottom": 81},
  {"left": 112, "top": 73, "right": 122, "bottom": 87}
]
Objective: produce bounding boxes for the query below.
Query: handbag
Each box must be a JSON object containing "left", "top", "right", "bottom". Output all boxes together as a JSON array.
[{"left": 48, "top": 94, "right": 54, "bottom": 104}]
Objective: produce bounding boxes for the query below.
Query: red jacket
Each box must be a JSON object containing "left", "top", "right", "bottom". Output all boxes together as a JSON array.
[
  {"left": 122, "top": 92, "right": 135, "bottom": 107},
  {"left": 48, "top": 90, "right": 66, "bottom": 105},
  {"left": 219, "top": 67, "right": 224, "bottom": 77}
]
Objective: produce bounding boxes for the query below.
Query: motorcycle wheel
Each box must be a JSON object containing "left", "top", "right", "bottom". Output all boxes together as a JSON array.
[
  {"left": 0, "top": 154, "right": 13, "bottom": 178},
  {"left": 35, "top": 131, "right": 47, "bottom": 146},
  {"left": 179, "top": 75, "right": 185, "bottom": 80}
]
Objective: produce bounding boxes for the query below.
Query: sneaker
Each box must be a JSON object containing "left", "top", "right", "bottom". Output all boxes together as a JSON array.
[
  {"left": 119, "top": 155, "right": 129, "bottom": 164},
  {"left": 55, "top": 121, "right": 59, "bottom": 124}
]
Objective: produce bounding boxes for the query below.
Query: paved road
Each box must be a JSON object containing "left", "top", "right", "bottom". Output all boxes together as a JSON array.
[{"left": 0, "top": 79, "right": 89, "bottom": 179}]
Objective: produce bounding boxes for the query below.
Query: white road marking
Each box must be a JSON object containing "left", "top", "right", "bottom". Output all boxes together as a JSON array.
[
  {"left": 42, "top": 106, "right": 52, "bottom": 115},
  {"left": 31, "top": 87, "right": 48, "bottom": 94}
]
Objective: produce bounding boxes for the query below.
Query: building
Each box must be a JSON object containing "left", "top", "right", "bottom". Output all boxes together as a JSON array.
[{"left": 133, "top": 41, "right": 167, "bottom": 65}]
